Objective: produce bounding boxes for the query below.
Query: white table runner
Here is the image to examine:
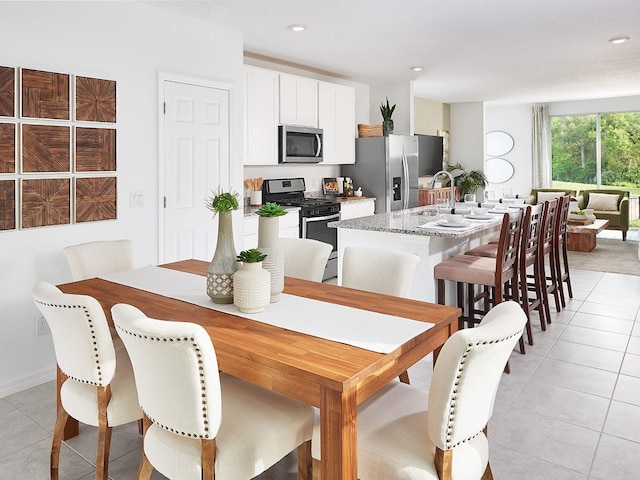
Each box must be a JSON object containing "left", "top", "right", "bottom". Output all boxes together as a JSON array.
[{"left": 100, "top": 266, "right": 434, "bottom": 354}]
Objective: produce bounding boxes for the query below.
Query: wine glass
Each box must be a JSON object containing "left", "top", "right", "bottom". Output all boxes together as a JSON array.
[{"left": 464, "top": 194, "right": 476, "bottom": 204}]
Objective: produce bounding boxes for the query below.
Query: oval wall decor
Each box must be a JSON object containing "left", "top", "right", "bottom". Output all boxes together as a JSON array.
[
  {"left": 486, "top": 131, "right": 514, "bottom": 157},
  {"left": 485, "top": 158, "right": 514, "bottom": 184}
]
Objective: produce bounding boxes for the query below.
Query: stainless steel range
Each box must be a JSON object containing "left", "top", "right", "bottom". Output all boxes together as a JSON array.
[{"left": 262, "top": 178, "right": 340, "bottom": 280}]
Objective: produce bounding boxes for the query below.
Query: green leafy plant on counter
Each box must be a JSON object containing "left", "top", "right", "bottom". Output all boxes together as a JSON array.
[
  {"left": 446, "top": 163, "right": 488, "bottom": 197},
  {"left": 205, "top": 188, "right": 239, "bottom": 215},
  {"left": 255, "top": 202, "right": 287, "bottom": 217},
  {"left": 236, "top": 248, "right": 267, "bottom": 263}
]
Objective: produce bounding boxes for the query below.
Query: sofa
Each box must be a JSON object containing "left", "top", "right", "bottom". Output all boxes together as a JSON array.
[
  {"left": 577, "top": 189, "right": 630, "bottom": 240},
  {"left": 524, "top": 188, "right": 577, "bottom": 205}
]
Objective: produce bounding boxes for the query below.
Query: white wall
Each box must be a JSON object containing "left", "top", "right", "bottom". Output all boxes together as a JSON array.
[
  {"left": 484, "top": 104, "right": 532, "bottom": 196},
  {"left": 449, "top": 102, "right": 485, "bottom": 184},
  {"left": 0, "top": 1, "right": 244, "bottom": 396}
]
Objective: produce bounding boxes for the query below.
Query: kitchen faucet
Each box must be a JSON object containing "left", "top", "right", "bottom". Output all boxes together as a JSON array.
[{"left": 430, "top": 170, "right": 456, "bottom": 208}]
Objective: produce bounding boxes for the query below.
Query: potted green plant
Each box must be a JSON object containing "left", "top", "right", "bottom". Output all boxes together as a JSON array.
[
  {"left": 204, "top": 188, "right": 240, "bottom": 304},
  {"left": 379, "top": 97, "right": 396, "bottom": 136},
  {"left": 255, "top": 202, "right": 287, "bottom": 303},
  {"left": 255, "top": 202, "right": 287, "bottom": 217},
  {"left": 446, "top": 163, "right": 488, "bottom": 197},
  {"left": 233, "top": 249, "right": 270, "bottom": 313},
  {"left": 236, "top": 248, "right": 267, "bottom": 263}
]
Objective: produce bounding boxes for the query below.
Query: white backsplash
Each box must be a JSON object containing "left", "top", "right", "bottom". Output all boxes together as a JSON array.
[{"left": 244, "top": 164, "right": 341, "bottom": 193}]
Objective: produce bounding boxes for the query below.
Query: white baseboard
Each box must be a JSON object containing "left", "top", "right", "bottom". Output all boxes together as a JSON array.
[{"left": 0, "top": 367, "right": 57, "bottom": 399}]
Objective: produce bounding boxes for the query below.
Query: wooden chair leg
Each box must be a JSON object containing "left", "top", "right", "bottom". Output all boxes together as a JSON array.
[
  {"left": 399, "top": 371, "right": 410, "bottom": 384},
  {"left": 434, "top": 447, "right": 453, "bottom": 480},
  {"left": 51, "top": 407, "right": 70, "bottom": 480},
  {"left": 137, "top": 452, "right": 155, "bottom": 480},
  {"left": 96, "top": 386, "right": 112, "bottom": 480},
  {"left": 482, "top": 462, "right": 495, "bottom": 480},
  {"left": 297, "top": 440, "right": 312, "bottom": 480},
  {"left": 201, "top": 438, "right": 216, "bottom": 480}
]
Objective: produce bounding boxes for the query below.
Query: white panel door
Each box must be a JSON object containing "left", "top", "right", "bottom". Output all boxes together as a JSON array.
[{"left": 163, "top": 80, "right": 230, "bottom": 263}]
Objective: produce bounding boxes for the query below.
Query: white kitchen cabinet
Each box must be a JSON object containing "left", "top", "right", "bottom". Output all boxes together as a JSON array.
[
  {"left": 318, "top": 81, "right": 356, "bottom": 164},
  {"left": 244, "top": 66, "right": 279, "bottom": 165},
  {"left": 279, "top": 73, "right": 318, "bottom": 127},
  {"left": 243, "top": 212, "right": 300, "bottom": 250},
  {"left": 339, "top": 199, "right": 375, "bottom": 220}
]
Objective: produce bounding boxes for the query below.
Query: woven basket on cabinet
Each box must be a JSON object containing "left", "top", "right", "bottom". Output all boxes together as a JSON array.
[{"left": 357, "top": 124, "right": 383, "bottom": 137}]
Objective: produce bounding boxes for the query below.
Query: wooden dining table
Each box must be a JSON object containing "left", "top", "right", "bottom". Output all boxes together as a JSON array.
[{"left": 58, "top": 259, "right": 460, "bottom": 479}]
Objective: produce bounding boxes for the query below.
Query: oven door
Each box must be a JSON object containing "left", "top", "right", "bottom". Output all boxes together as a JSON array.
[
  {"left": 301, "top": 213, "right": 339, "bottom": 251},
  {"left": 301, "top": 212, "right": 340, "bottom": 280}
]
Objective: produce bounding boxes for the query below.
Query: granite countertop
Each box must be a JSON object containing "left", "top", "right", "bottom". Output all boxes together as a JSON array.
[
  {"left": 329, "top": 205, "right": 505, "bottom": 238},
  {"left": 306, "top": 192, "right": 375, "bottom": 204}
]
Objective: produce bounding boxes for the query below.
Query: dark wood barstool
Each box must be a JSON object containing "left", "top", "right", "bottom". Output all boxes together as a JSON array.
[
  {"left": 554, "top": 195, "right": 574, "bottom": 308},
  {"left": 537, "top": 197, "right": 562, "bottom": 327},
  {"left": 434, "top": 210, "right": 523, "bottom": 330}
]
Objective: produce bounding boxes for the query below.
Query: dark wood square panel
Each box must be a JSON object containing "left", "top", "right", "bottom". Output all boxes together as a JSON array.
[
  {"left": 76, "top": 127, "right": 116, "bottom": 171},
  {"left": 0, "top": 179, "right": 15, "bottom": 231},
  {"left": 22, "top": 124, "right": 70, "bottom": 172},
  {"left": 21, "top": 178, "right": 70, "bottom": 228},
  {"left": 0, "top": 66, "right": 15, "bottom": 117},
  {"left": 0, "top": 123, "right": 15, "bottom": 173},
  {"left": 76, "top": 76, "right": 116, "bottom": 122},
  {"left": 75, "top": 176, "right": 116, "bottom": 222},
  {"left": 22, "top": 69, "right": 69, "bottom": 120}
]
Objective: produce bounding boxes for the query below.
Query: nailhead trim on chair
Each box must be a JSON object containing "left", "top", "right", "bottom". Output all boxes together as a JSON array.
[
  {"left": 33, "top": 300, "right": 104, "bottom": 386},
  {"left": 116, "top": 326, "right": 213, "bottom": 439},
  {"left": 445, "top": 329, "right": 524, "bottom": 450}
]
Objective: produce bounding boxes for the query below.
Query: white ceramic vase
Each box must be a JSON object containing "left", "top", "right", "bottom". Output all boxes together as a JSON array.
[
  {"left": 233, "top": 262, "right": 270, "bottom": 313},
  {"left": 207, "top": 211, "right": 238, "bottom": 304},
  {"left": 257, "top": 216, "right": 284, "bottom": 303}
]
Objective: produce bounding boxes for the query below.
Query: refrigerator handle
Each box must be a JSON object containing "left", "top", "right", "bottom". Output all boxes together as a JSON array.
[{"left": 401, "top": 153, "right": 410, "bottom": 210}]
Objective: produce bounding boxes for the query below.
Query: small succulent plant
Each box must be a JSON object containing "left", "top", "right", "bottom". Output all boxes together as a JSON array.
[
  {"left": 237, "top": 249, "right": 267, "bottom": 263},
  {"left": 205, "top": 188, "right": 239, "bottom": 215},
  {"left": 255, "top": 202, "right": 287, "bottom": 217}
]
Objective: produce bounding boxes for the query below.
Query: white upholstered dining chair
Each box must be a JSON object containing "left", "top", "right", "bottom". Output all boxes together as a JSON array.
[
  {"left": 31, "top": 281, "right": 142, "bottom": 480},
  {"left": 341, "top": 246, "right": 420, "bottom": 297},
  {"left": 63, "top": 239, "right": 133, "bottom": 280},
  {"left": 279, "top": 237, "right": 333, "bottom": 282},
  {"left": 311, "top": 300, "right": 527, "bottom": 480},
  {"left": 111, "top": 303, "right": 315, "bottom": 480}
]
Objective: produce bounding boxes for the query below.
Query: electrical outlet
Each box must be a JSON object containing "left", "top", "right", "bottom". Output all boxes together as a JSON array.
[{"left": 35, "top": 315, "right": 50, "bottom": 336}]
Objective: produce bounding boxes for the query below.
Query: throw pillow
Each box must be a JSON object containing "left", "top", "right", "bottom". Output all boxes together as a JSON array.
[
  {"left": 587, "top": 193, "right": 619, "bottom": 211},
  {"left": 536, "top": 191, "right": 565, "bottom": 203}
]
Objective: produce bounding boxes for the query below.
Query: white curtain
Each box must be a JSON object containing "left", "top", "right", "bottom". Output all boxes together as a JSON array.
[{"left": 532, "top": 104, "right": 551, "bottom": 188}]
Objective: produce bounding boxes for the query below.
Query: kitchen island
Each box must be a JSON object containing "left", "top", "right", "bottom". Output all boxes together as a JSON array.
[{"left": 330, "top": 205, "right": 505, "bottom": 303}]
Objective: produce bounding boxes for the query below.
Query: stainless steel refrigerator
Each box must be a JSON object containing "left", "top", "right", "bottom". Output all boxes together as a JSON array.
[{"left": 342, "top": 135, "right": 421, "bottom": 214}]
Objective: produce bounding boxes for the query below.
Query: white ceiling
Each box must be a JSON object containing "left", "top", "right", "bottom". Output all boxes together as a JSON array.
[{"left": 151, "top": 0, "right": 640, "bottom": 105}]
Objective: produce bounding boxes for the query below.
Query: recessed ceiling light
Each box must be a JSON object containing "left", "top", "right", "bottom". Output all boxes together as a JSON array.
[
  {"left": 609, "top": 36, "right": 630, "bottom": 44},
  {"left": 410, "top": 66, "right": 424, "bottom": 72},
  {"left": 288, "top": 24, "right": 307, "bottom": 32}
]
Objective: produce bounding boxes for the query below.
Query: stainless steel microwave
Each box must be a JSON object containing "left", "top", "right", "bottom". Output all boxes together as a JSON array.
[{"left": 278, "top": 125, "right": 323, "bottom": 163}]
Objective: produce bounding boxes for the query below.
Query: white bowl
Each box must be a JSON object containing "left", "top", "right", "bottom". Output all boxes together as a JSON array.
[
  {"left": 443, "top": 213, "right": 466, "bottom": 224},
  {"left": 471, "top": 207, "right": 489, "bottom": 216}
]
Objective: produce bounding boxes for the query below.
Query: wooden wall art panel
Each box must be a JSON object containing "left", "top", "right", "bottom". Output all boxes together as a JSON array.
[
  {"left": 22, "top": 124, "right": 70, "bottom": 172},
  {"left": 76, "top": 127, "right": 116, "bottom": 171},
  {"left": 21, "top": 178, "right": 70, "bottom": 228},
  {"left": 76, "top": 76, "right": 116, "bottom": 122},
  {"left": 0, "top": 66, "right": 15, "bottom": 117},
  {"left": 0, "top": 179, "right": 15, "bottom": 230},
  {"left": 0, "top": 123, "right": 15, "bottom": 173},
  {"left": 21, "top": 68, "right": 69, "bottom": 120},
  {"left": 75, "top": 176, "right": 116, "bottom": 223}
]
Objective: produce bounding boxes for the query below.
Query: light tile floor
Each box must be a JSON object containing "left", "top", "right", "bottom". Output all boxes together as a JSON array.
[{"left": 2, "top": 268, "right": 640, "bottom": 479}]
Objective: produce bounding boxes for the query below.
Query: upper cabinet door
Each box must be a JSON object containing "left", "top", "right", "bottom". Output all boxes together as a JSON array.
[
  {"left": 244, "top": 66, "right": 279, "bottom": 165},
  {"left": 279, "top": 74, "right": 318, "bottom": 127},
  {"left": 319, "top": 81, "right": 355, "bottom": 164}
]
